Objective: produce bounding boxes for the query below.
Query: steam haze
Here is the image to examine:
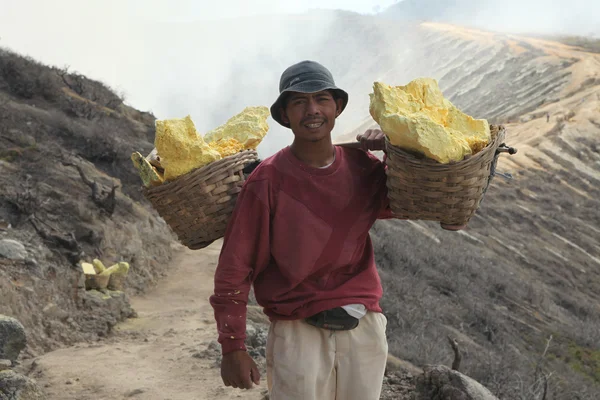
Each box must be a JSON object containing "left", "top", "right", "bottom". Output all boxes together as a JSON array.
[
  {"left": 384, "top": 0, "right": 600, "bottom": 38},
  {"left": 1, "top": 0, "right": 598, "bottom": 157}
]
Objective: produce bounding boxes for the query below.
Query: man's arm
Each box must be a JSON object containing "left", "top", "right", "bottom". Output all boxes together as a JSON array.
[{"left": 209, "top": 179, "right": 271, "bottom": 388}]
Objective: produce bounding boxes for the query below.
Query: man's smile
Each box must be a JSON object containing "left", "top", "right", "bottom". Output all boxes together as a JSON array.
[{"left": 304, "top": 120, "right": 325, "bottom": 129}]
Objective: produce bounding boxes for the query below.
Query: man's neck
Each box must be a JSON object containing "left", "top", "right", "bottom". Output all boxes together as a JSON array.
[{"left": 289, "top": 136, "right": 335, "bottom": 168}]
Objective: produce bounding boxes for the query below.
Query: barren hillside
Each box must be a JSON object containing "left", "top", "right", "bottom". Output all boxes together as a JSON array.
[
  {"left": 352, "top": 22, "right": 600, "bottom": 399},
  {"left": 0, "top": 49, "right": 175, "bottom": 358}
]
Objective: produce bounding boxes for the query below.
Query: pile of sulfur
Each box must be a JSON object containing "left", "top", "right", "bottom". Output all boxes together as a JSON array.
[
  {"left": 369, "top": 78, "right": 491, "bottom": 164},
  {"left": 131, "top": 106, "right": 269, "bottom": 187}
]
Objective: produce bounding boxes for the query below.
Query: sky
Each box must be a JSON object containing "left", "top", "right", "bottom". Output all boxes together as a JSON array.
[
  {"left": 122, "top": 0, "right": 401, "bottom": 21},
  {"left": 0, "top": 0, "right": 598, "bottom": 157}
]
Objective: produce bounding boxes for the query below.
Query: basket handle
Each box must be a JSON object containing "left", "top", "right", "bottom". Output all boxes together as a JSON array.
[
  {"left": 496, "top": 143, "right": 518, "bottom": 155},
  {"left": 335, "top": 141, "right": 362, "bottom": 149}
]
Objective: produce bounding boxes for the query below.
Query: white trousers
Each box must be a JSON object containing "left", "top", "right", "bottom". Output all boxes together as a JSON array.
[{"left": 266, "top": 311, "right": 388, "bottom": 400}]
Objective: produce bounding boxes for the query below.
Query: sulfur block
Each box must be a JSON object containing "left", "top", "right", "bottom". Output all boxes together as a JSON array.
[
  {"left": 369, "top": 78, "right": 490, "bottom": 163},
  {"left": 155, "top": 115, "right": 222, "bottom": 181},
  {"left": 203, "top": 106, "right": 270, "bottom": 150}
]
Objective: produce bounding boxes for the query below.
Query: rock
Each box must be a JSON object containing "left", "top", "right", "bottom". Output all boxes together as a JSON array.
[
  {"left": 246, "top": 324, "right": 268, "bottom": 349},
  {"left": 0, "top": 316, "right": 27, "bottom": 363},
  {"left": 42, "top": 304, "right": 69, "bottom": 322},
  {"left": 0, "top": 370, "right": 46, "bottom": 399},
  {"left": 413, "top": 365, "right": 498, "bottom": 400},
  {"left": 0, "top": 240, "right": 26, "bottom": 261},
  {"left": 0, "top": 360, "right": 11, "bottom": 371},
  {"left": 77, "top": 291, "right": 136, "bottom": 337},
  {"left": 381, "top": 370, "right": 415, "bottom": 400}
]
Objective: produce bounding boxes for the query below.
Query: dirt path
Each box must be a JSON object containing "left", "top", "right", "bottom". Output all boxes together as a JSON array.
[{"left": 29, "top": 241, "right": 266, "bottom": 400}]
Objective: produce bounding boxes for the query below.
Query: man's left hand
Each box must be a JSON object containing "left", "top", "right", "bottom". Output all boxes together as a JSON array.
[{"left": 356, "top": 129, "right": 386, "bottom": 152}]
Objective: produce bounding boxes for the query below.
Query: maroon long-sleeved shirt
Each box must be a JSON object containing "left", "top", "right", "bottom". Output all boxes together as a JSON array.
[{"left": 209, "top": 145, "right": 394, "bottom": 354}]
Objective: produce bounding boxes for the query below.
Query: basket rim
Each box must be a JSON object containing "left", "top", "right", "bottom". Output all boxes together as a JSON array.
[
  {"left": 143, "top": 149, "right": 258, "bottom": 195},
  {"left": 384, "top": 124, "right": 505, "bottom": 166}
]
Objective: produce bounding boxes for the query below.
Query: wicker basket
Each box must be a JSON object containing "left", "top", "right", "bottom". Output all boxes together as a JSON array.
[
  {"left": 384, "top": 125, "right": 507, "bottom": 227},
  {"left": 85, "top": 273, "right": 110, "bottom": 290},
  {"left": 142, "top": 150, "right": 259, "bottom": 250},
  {"left": 108, "top": 273, "right": 126, "bottom": 291}
]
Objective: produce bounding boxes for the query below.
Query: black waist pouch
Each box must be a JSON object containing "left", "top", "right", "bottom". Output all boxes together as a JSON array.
[{"left": 304, "top": 307, "right": 359, "bottom": 331}]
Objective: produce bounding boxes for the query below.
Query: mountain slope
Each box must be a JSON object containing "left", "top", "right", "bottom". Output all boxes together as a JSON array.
[{"left": 0, "top": 48, "right": 175, "bottom": 357}]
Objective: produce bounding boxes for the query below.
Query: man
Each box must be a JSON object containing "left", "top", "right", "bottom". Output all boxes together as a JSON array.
[{"left": 209, "top": 60, "right": 396, "bottom": 399}]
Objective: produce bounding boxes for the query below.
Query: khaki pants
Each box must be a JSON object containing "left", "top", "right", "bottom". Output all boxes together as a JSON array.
[{"left": 266, "top": 311, "right": 388, "bottom": 400}]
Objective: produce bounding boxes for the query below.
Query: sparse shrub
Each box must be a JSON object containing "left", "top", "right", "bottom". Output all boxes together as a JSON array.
[
  {"left": 0, "top": 58, "right": 36, "bottom": 98},
  {"left": 55, "top": 65, "right": 124, "bottom": 110},
  {"left": 0, "top": 49, "right": 62, "bottom": 101}
]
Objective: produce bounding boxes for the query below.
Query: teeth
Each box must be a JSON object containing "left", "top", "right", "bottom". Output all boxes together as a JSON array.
[{"left": 307, "top": 122, "right": 323, "bottom": 128}]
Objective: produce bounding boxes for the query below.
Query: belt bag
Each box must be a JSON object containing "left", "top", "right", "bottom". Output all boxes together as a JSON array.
[{"left": 305, "top": 307, "right": 359, "bottom": 331}]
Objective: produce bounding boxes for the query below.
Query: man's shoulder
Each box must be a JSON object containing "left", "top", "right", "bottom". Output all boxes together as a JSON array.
[
  {"left": 243, "top": 148, "right": 287, "bottom": 185},
  {"left": 339, "top": 146, "right": 385, "bottom": 169}
]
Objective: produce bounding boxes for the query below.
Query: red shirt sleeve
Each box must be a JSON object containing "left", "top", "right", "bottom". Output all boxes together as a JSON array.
[{"left": 209, "top": 179, "right": 271, "bottom": 355}]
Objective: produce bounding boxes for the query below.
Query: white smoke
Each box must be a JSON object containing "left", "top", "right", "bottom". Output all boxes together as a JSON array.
[{"left": 384, "top": 0, "right": 600, "bottom": 38}]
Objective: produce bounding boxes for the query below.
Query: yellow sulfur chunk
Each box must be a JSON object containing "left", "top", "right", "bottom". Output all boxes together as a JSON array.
[
  {"left": 100, "top": 261, "right": 130, "bottom": 277},
  {"left": 131, "top": 151, "right": 164, "bottom": 187},
  {"left": 155, "top": 115, "right": 222, "bottom": 181},
  {"left": 369, "top": 78, "right": 490, "bottom": 164},
  {"left": 104, "top": 261, "right": 130, "bottom": 291},
  {"left": 80, "top": 262, "right": 96, "bottom": 275},
  {"left": 204, "top": 106, "right": 270, "bottom": 150},
  {"left": 208, "top": 138, "right": 245, "bottom": 158},
  {"left": 92, "top": 258, "right": 106, "bottom": 274}
]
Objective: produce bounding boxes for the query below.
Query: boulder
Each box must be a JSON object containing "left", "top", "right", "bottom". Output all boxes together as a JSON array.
[
  {"left": 414, "top": 365, "right": 498, "bottom": 400},
  {"left": 0, "top": 370, "right": 46, "bottom": 400},
  {"left": 0, "top": 240, "right": 26, "bottom": 261},
  {"left": 0, "top": 316, "right": 26, "bottom": 363}
]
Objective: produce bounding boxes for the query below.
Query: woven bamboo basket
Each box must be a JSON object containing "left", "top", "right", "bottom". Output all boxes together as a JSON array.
[
  {"left": 384, "top": 125, "right": 507, "bottom": 227},
  {"left": 85, "top": 273, "right": 110, "bottom": 290},
  {"left": 142, "top": 150, "right": 259, "bottom": 250},
  {"left": 108, "top": 273, "right": 126, "bottom": 291}
]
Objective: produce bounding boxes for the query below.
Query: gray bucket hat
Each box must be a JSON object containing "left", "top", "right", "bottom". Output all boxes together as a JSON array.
[{"left": 270, "top": 60, "right": 349, "bottom": 128}]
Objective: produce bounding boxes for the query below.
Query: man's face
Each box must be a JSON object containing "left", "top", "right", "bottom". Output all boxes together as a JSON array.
[{"left": 280, "top": 90, "right": 343, "bottom": 142}]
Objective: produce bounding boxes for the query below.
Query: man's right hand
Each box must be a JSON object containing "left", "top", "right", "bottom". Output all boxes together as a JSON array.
[{"left": 221, "top": 350, "right": 261, "bottom": 389}]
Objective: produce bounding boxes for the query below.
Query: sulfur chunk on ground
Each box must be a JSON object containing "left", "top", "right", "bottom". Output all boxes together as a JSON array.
[
  {"left": 204, "top": 106, "right": 270, "bottom": 150},
  {"left": 100, "top": 261, "right": 130, "bottom": 277},
  {"left": 369, "top": 78, "right": 490, "bottom": 163},
  {"left": 131, "top": 151, "right": 164, "bottom": 187},
  {"left": 92, "top": 258, "right": 106, "bottom": 274},
  {"left": 208, "top": 138, "right": 245, "bottom": 158},
  {"left": 80, "top": 262, "right": 96, "bottom": 275},
  {"left": 155, "top": 115, "right": 222, "bottom": 181}
]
